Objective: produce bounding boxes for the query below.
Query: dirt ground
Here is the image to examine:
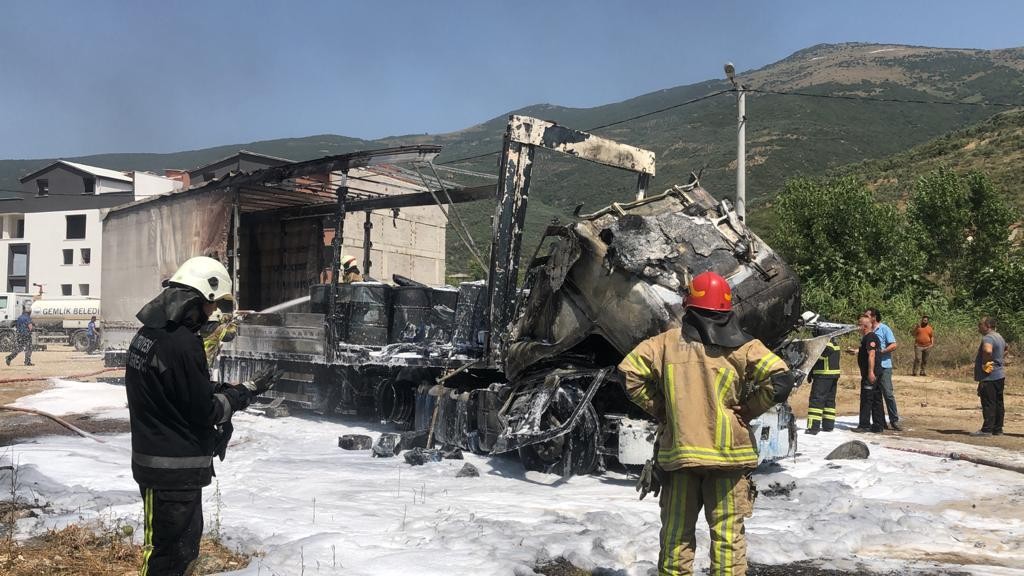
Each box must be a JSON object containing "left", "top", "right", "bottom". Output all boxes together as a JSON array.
[{"left": 0, "top": 346, "right": 126, "bottom": 445}]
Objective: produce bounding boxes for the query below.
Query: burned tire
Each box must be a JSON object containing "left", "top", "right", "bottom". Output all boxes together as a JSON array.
[
  {"left": 72, "top": 330, "right": 90, "bottom": 352},
  {"left": 518, "top": 385, "right": 600, "bottom": 476}
]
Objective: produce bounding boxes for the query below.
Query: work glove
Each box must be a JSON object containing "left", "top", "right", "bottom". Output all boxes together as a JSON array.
[
  {"left": 242, "top": 365, "right": 283, "bottom": 396},
  {"left": 635, "top": 458, "right": 663, "bottom": 501},
  {"left": 214, "top": 421, "right": 234, "bottom": 461}
]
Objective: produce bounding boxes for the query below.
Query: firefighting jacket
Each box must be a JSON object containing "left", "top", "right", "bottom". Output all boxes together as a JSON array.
[
  {"left": 125, "top": 323, "right": 251, "bottom": 489},
  {"left": 617, "top": 327, "right": 787, "bottom": 471},
  {"left": 811, "top": 341, "right": 842, "bottom": 378}
]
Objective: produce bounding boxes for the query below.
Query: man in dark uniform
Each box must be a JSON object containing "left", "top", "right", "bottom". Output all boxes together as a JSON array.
[
  {"left": 126, "top": 256, "right": 279, "bottom": 576},
  {"left": 854, "top": 314, "right": 885, "bottom": 433},
  {"left": 806, "top": 333, "right": 841, "bottom": 434}
]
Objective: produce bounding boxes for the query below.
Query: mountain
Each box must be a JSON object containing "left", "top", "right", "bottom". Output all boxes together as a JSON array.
[
  {"left": 831, "top": 108, "right": 1024, "bottom": 205},
  {"left": 2, "top": 42, "right": 1023, "bottom": 274}
]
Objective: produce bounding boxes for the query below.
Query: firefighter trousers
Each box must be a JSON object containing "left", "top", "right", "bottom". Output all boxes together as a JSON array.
[
  {"left": 658, "top": 468, "right": 754, "bottom": 576},
  {"left": 139, "top": 487, "right": 203, "bottom": 576},
  {"left": 807, "top": 376, "right": 838, "bottom": 431}
]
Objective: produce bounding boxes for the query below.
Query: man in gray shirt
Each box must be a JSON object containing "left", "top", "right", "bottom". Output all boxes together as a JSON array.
[{"left": 973, "top": 316, "right": 1006, "bottom": 436}]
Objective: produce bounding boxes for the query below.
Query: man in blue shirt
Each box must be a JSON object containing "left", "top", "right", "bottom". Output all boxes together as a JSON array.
[
  {"left": 87, "top": 315, "right": 98, "bottom": 354},
  {"left": 973, "top": 316, "right": 1005, "bottom": 436},
  {"left": 5, "top": 308, "right": 34, "bottom": 366},
  {"left": 865, "top": 308, "right": 901, "bottom": 431}
]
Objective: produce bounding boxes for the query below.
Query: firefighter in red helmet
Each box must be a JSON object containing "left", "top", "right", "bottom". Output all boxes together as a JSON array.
[{"left": 618, "top": 271, "right": 797, "bottom": 575}]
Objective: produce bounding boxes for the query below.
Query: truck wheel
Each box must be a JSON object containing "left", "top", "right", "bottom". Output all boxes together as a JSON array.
[
  {"left": 0, "top": 332, "right": 14, "bottom": 353},
  {"left": 72, "top": 330, "right": 90, "bottom": 352},
  {"left": 518, "top": 385, "right": 600, "bottom": 476}
]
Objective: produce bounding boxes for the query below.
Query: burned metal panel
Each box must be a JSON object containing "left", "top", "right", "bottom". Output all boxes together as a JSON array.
[
  {"left": 506, "top": 187, "right": 801, "bottom": 381},
  {"left": 507, "top": 115, "right": 656, "bottom": 176},
  {"left": 486, "top": 133, "right": 536, "bottom": 364}
]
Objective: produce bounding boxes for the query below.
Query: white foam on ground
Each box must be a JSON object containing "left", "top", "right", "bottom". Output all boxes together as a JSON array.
[
  {"left": 9, "top": 378, "right": 128, "bottom": 420},
  {"left": 3, "top": 382, "right": 1023, "bottom": 576}
]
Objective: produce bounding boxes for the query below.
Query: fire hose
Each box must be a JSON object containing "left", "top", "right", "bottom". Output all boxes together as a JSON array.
[
  {"left": 888, "top": 445, "right": 1024, "bottom": 475},
  {"left": 0, "top": 405, "right": 107, "bottom": 443},
  {"left": 0, "top": 366, "right": 121, "bottom": 385}
]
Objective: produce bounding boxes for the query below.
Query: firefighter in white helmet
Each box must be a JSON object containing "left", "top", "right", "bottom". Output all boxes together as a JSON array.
[
  {"left": 125, "top": 256, "right": 279, "bottom": 575},
  {"left": 339, "top": 254, "right": 363, "bottom": 283}
]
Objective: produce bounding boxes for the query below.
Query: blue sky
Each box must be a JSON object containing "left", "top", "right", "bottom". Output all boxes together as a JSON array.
[{"left": 1, "top": 0, "right": 1022, "bottom": 158}]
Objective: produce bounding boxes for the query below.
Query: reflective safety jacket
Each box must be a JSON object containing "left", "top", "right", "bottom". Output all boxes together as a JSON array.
[
  {"left": 125, "top": 323, "right": 251, "bottom": 489},
  {"left": 618, "top": 328, "right": 787, "bottom": 471},
  {"left": 811, "top": 341, "right": 841, "bottom": 378}
]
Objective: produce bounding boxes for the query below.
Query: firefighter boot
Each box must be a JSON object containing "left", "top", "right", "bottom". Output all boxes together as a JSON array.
[{"left": 806, "top": 407, "right": 822, "bottom": 435}]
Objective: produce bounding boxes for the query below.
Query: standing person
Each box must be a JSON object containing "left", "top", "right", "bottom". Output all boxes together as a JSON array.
[
  {"left": 972, "top": 316, "right": 1005, "bottom": 437},
  {"left": 912, "top": 315, "right": 934, "bottom": 376},
  {"left": 618, "top": 271, "right": 798, "bottom": 576},
  {"left": 854, "top": 314, "right": 885, "bottom": 433},
  {"left": 806, "top": 335, "right": 841, "bottom": 434},
  {"left": 5, "top": 308, "right": 34, "bottom": 366},
  {"left": 126, "top": 256, "right": 279, "bottom": 576},
  {"left": 865, "top": 308, "right": 901, "bottom": 431},
  {"left": 86, "top": 315, "right": 99, "bottom": 354}
]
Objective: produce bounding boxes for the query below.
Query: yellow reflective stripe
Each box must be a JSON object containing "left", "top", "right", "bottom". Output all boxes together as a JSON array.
[
  {"left": 713, "top": 368, "right": 728, "bottom": 449},
  {"left": 141, "top": 488, "right": 153, "bottom": 576},
  {"left": 807, "top": 408, "right": 822, "bottom": 414},
  {"left": 663, "top": 363, "right": 677, "bottom": 440},
  {"left": 724, "top": 477, "right": 735, "bottom": 575},
  {"left": 626, "top": 352, "right": 652, "bottom": 378},
  {"left": 754, "top": 352, "right": 783, "bottom": 383},
  {"left": 812, "top": 369, "right": 841, "bottom": 375},
  {"left": 823, "top": 408, "right": 837, "bottom": 414},
  {"left": 659, "top": 447, "right": 758, "bottom": 464}
]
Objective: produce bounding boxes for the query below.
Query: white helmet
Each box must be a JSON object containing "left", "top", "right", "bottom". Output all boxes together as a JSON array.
[
  {"left": 341, "top": 254, "right": 358, "bottom": 270},
  {"left": 169, "top": 256, "right": 234, "bottom": 302}
]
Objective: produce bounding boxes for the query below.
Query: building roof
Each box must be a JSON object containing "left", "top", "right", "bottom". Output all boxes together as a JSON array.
[
  {"left": 107, "top": 145, "right": 447, "bottom": 217},
  {"left": 19, "top": 160, "right": 133, "bottom": 183},
  {"left": 188, "top": 149, "right": 295, "bottom": 177}
]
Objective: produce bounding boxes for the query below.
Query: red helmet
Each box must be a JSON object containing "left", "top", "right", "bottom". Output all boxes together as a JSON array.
[{"left": 685, "top": 271, "right": 732, "bottom": 311}]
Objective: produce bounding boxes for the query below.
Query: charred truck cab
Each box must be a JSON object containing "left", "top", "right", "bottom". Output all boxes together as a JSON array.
[{"left": 105, "top": 116, "right": 818, "bottom": 477}]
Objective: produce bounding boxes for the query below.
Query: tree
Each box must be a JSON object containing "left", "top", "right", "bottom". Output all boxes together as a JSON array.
[{"left": 770, "top": 176, "right": 925, "bottom": 307}]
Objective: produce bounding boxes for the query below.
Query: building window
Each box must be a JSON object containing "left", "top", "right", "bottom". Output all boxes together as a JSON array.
[
  {"left": 81, "top": 248, "right": 91, "bottom": 265},
  {"left": 61, "top": 284, "right": 72, "bottom": 296},
  {"left": 63, "top": 249, "right": 73, "bottom": 265},
  {"left": 8, "top": 244, "right": 29, "bottom": 293},
  {"left": 14, "top": 219, "right": 24, "bottom": 239},
  {"left": 66, "top": 215, "right": 86, "bottom": 239},
  {"left": 83, "top": 177, "right": 96, "bottom": 194},
  {"left": 36, "top": 179, "right": 49, "bottom": 197},
  {"left": 79, "top": 284, "right": 90, "bottom": 296}
]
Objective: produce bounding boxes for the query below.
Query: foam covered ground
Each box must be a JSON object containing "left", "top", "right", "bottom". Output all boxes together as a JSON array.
[{"left": 3, "top": 380, "right": 1022, "bottom": 576}]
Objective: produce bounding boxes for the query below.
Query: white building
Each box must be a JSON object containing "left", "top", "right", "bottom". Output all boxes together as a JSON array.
[{"left": 0, "top": 160, "right": 182, "bottom": 299}]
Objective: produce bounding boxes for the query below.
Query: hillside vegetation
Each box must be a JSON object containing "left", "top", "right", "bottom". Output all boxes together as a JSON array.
[{"left": 2, "top": 43, "right": 1023, "bottom": 274}]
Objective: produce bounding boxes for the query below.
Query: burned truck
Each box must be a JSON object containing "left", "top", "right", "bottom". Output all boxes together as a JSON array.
[{"left": 103, "top": 116, "right": 811, "bottom": 476}]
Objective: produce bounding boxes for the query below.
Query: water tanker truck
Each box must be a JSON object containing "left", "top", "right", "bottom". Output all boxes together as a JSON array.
[{"left": 0, "top": 295, "right": 100, "bottom": 351}]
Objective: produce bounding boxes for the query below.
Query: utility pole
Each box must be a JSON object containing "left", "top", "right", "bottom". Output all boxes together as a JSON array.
[{"left": 724, "top": 62, "right": 746, "bottom": 221}]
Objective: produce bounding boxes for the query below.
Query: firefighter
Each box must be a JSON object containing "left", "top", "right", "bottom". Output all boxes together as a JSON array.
[
  {"left": 126, "top": 256, "right": 280, "bottom": 576},
  {"left": 618, "top": 271, "right": 799, "bottom": 576},
  {"left": 340, "top": 254, "right": 363, "bottom": 283},
  {"left": 806, "top": 334, "right": 841, "bottom": 434}
]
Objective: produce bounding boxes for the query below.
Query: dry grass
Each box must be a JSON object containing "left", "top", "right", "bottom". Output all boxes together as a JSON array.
[{"left": 1, "top": 522, "right": 248, "bottom": 576}]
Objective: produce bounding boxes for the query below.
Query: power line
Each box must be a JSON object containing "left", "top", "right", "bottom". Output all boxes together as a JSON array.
[
  {"left": 438, "top": 89, "right": 734, "bottom": 166},
  {"left": 747, "top": 88, "right": 1024, "bottom": 108}
]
